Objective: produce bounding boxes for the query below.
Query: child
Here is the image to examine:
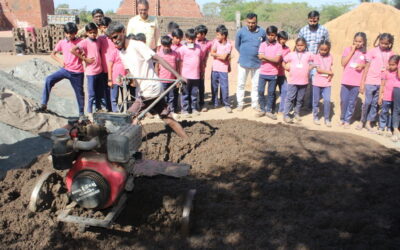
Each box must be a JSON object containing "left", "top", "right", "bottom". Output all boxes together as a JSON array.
[
  {"left": 340, "top": 32, "right": 368, "bottom": 128},
  {"left": 167, "top": 22, "right": 179, "bottom": 37},
  {"left": 98, "top": 16, "right": 113, "bottom": 111},
  {"left": 156, "top": 35, "right": 180, "bottom": 116},
  {"left": 392, "top": 87, "right": 400, "bottom": 141},
  {"left": 178, "top": 28, "right": 203, "bottom": 117},
  {"left": 283, "top": 37, "right": 313, "bottom": 123},
  {"left": 378, "top": 55, "right": 400, "bottom": 135},
  {"left": 210, "top": 25, "right": 232, "bottom": 113},
  {"left": 36, "top": 22, "right": 85, "bottom": 117},
  {"left": 135, "top": 33, "right": 146, "bottom": 44},
  {"left": 312, "top": 40, "right": 334, "bottom": 127},
  {"left": 171, "top": 28, "right": 183, "bottom": 52},
  {"left": 195, "top": 24, "right": 213, "bottom": 112},
  {"left": 107, "top": 45, "right": 127, "bottom": 112},
  {"left": 276, "top": 31, "right": 290, "bottom": 114},
  {"left": 359, "top": 33, "right": 394, "bottom": 131},
  {"left": 257, "top": 25, "right": 282, "bottom": 119},
  {"left": 71, "top": 23, "right": 104, "bottom": 116}
]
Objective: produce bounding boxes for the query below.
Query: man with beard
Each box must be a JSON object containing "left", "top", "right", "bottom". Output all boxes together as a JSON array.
[
  {"left": 298, "top": 10, "right": 330, "bottom": 110},
  {"left": 77, "top": 9, "right": 105, "bottom": 38},
  {"left": 106, "top": 22, "right": 188, "bottom": 139}
]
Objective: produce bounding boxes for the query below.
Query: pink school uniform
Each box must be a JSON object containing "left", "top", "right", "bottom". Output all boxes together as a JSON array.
[
  {"left": 341, "top": 47, "right": 367, "bottom": 86},
  {"left": 313, "top": 54, "right": 333, "bottom": 87},
  {"left": 171, "top": 42, "right": 183, "bottom": 52},
  {"left": 157, "top": 49, "right": 179, "bottom": 82},
  {"left": 277, "top": 46, "right": 291, "bottom": 77},
  {"left": 178, "top": 43, "right": 203, "bottom": 80},
  {"left": 108, "top": 49, "right": 126, "bottom": 85},
  {"left": 98, "top": 35, "right": 117, "bottom": 74},
  {"left": 283, "top": 51, "right": 313, "bottom": 85},
  {"left": 55, "top": 38, "right": 84, "bottom": 73},
  {"left": 77, "top": 38, "right": 103, "bottom": 76},
  {"left": 211, "top": 40, "right": 232, "bottom": 73},
  {"left": 258, "top": 41, "right": 282, "bottom": 76},
  {"left": 196, "top": 39, "right": 213, "bottom": 66},
  {"left": 365, "top": 47, "right": 394, "bottom": 85},
  {"left": 382, "top": 71, "right": 400, "bottom": 101}
]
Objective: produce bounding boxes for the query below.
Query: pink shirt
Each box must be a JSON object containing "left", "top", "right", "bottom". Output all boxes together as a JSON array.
[
  {"left": 382, "top": 71, "right": 400, "bottom": 101},
  {"left": 108, "top": 49, "right": 126, "bottom": 86},
  {"left": 156, "top": 49, "right": 179, "bottom": 83},
  {"left": 171, "top": 42, "right": 182, "bottom": 52},
  {"left": 178, "top": 43, "right": 202, "bottom": 80},
  {"left": 283, "top": 51, "right": 313, "bottom": 85},
  {"left": 196, "top": 39, "right": 213, "bottom": 61},
  {"left": 211, "top": 39, "right": 232, "bottom": 73},
  {"left": 278, "top": 46, "right": 290, "bottom": 76},
  {"left": 54, "top": 38, "right": 84, "bottom": 73},
  {"left": 98, "top": 35, "right": 116, "bottom": 73},
  {"left": 341, "top": 47, "right": 367, "bottom": 87},
  {"left": 77, "top": 38, "right": 103, "bottom": 76},
  {"left": 313, "top": 54, "right": 333, "bottom": 87},
  {"left": 365, "top": 47, "right": 394, "bottom": 85},
  {"left": 258, "top": 41, "right": 282, "bottom": 76}
]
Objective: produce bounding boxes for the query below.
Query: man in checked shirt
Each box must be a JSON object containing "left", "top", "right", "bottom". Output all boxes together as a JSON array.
[{"left": 298, "top": 10, "right": 330, "bottom": 110}]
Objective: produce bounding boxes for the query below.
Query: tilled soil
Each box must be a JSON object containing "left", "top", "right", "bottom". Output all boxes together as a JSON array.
[{"left": 1, "top": 119, "right": 400, "bottom": 249}]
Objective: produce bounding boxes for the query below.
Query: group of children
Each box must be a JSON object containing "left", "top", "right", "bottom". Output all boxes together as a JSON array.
[{"left": 37, "top": 16, "right": 400, "bottom": 141}]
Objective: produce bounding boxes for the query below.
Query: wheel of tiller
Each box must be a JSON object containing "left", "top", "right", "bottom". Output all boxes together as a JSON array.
[
  {"left": 28, "top": 171, "right": 62, "bottom": 212},
  {"left": 181, "top": 189, "right": 196, "bottom": 236}
]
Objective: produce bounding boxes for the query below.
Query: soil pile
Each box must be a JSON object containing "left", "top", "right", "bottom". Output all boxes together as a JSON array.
[
  {"left": 325, "top": 3, "right": 400, "bottom": 55},
  {"left": 1, "top": 119, "right": 400, "bottom": 249}
]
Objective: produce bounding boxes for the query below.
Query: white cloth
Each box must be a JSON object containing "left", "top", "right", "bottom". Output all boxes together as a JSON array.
[
  {"left": 236, "top": 64, "right": 260, "bottom": 108},
  {"left": 126, "top": 15, "right": 160, "bottom": 50},
  {"left": 119, "top": 40, "right": 162, "bottom": 99}
]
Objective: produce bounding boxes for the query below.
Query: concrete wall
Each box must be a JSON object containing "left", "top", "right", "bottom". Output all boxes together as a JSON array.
[{"left": 0, "top": 0, "right": 54, "bottom": 30}]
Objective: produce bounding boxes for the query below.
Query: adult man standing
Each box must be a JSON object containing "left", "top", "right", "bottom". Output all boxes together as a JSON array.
[
  {"left": 235, "top": 13, "right": 266, "bottom": 111},
  {"left": 106, "top": 22, "right": 187, "bottom": 139},
  {"left": 77, "top": 9, "right": 105, "bottom": 37},
  {"left": 298, "top": 10, "right": 330, "bottom": 108},
  {"left": 126, "top": 0, "right": 160, "bottom": 50}
]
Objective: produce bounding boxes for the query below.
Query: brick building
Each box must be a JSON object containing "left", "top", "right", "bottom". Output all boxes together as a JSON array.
[
  {"left": 117, "top": 0, "right": 203, "bottom": 17},
  {"left": 0, "top": 0, "right": 54, "bottom": 30}
]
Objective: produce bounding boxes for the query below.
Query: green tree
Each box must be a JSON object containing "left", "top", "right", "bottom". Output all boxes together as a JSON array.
[
  {"left": 319, "top": 4, "right": 352, "bottom": 24},
  {"left": 202, "top": 2, "right": 220, "bottom": 17},
  {"left": 56, "top": 3, "right": 70, "bottom": 14},
  {"left": 79, "top": 8, "right": 92, "bottom": 24}
]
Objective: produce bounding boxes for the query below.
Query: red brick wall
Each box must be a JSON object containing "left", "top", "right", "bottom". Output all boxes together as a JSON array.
[
  {"left": 117, "top": 0, "right": 203, "bottom": 18},
  {"left": 0, "top": 0, "right": 54, "bottom": 29}
]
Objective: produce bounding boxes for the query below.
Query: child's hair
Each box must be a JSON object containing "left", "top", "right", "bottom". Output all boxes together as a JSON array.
[
  {"left": 161, "top": 35, "right": 172, "bottom": 46},
  {"left": 374, "top": 33, "right": 394, "bottom": 49},
  {"left": 195, "top": 24, "right": 208, "bottom": 35},
  {"left": 91, "top": 8, "right": 104, "bottom": 17},
  {"left": 216, "top": 25, "right": 228, "bottom": 37},
  {"left": 389, "top": 54, "right": 400, "bottom": 64},
  {"left": 185, "top": 28, "right": 196, "bottom": 40},
  {"left": 317, "top": 40, "right": 331, "bottom": 54},
  {"left": 64, "top": 22, "right": 78, "bottom": 34},
  {"left": 167, "top": 22, "right": 179, "bottom": 33},
  {"left": 85, "top": 22, "right": 98, "bottom": 32},
  {"left": 266, "top": 25, "right": 278, "bottom": 35},
  {"left": 106, "top": 22, "right": 125, "bottom": 37},
  {"left": 135, "top": 33, "right": 146, "bottom": 43},
  {"left": 127, "top": 33, "right": 136, "bottom": 40},
  {"left": 354, "top": 32, "right": 367, "bottom": 53},
  {"left": 294, "top": 37, "right": 307, "bottom": 52},
  {"left": 278, "top": 30, "right": 288, "bottom": 40},
  {"left": 99, "top": 16, "right": 112, "bottom": 27},
  {"left": 171, "top": 28, "right": 183, "bottom": 39}
]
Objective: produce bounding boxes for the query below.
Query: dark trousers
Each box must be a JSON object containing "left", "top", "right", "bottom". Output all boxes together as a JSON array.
[
  {"left": 312, "top": 86, "right": 331, "bottom": 121},
  {"left": 110, "top": 84, "right": 121, "bottom": 112},
  {"left": 284, "top": 84, "right": 307, "bottom": 117},
  {"left": 41, "top": 68, "right": 84, "bottom": 115},
  {"left": 275, "top": 75, "right": 287, "bottom": 113},
  {"left": 340, "top": 84, "right": 359, "bottom": 124},
  {"left": 100, "top": 72, "right": 112, "bottom": 111},
  {"left": 361, "top": 84, "right": 380, "bottom": 122},
  {"left": 162, "top": 82, "right": 179, "bottom": 113},
  {"left": 392, "top": 87, "right": 400, "bottom": 129},
  {"left": 211, "top": 71, "right": 230, "bottom": 107},
  {"left": 181, "top": 79, "right": 200, "bottom": 113},
  {"left": 258, "top": 74, "right": 277, "bottom": 113},
  {"left": 199, "top": 78, "right": 205, "bottom": 107},
  {"left": 379, "top": 101, "right": 393, "bottom": 130},
  {"left": 87, "top": 73, "right": 104, "bottom": 113}
]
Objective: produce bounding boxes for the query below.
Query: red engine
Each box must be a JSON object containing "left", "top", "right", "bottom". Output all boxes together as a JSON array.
[{"left": 66, "top": 152, "right": 127, "bottom": 209}]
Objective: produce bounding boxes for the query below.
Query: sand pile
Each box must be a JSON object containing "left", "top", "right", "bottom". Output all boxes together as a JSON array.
[
  {"left": 325, "top": 3, "right": 400, "bottom": 55},
  {"left": 1, "top": 119, "right": 400, "bottom": 249}
]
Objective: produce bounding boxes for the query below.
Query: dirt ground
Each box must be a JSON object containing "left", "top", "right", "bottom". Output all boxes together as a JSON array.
[{"left": 1, "top": 119, "right": 400, "bottom": 249}]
